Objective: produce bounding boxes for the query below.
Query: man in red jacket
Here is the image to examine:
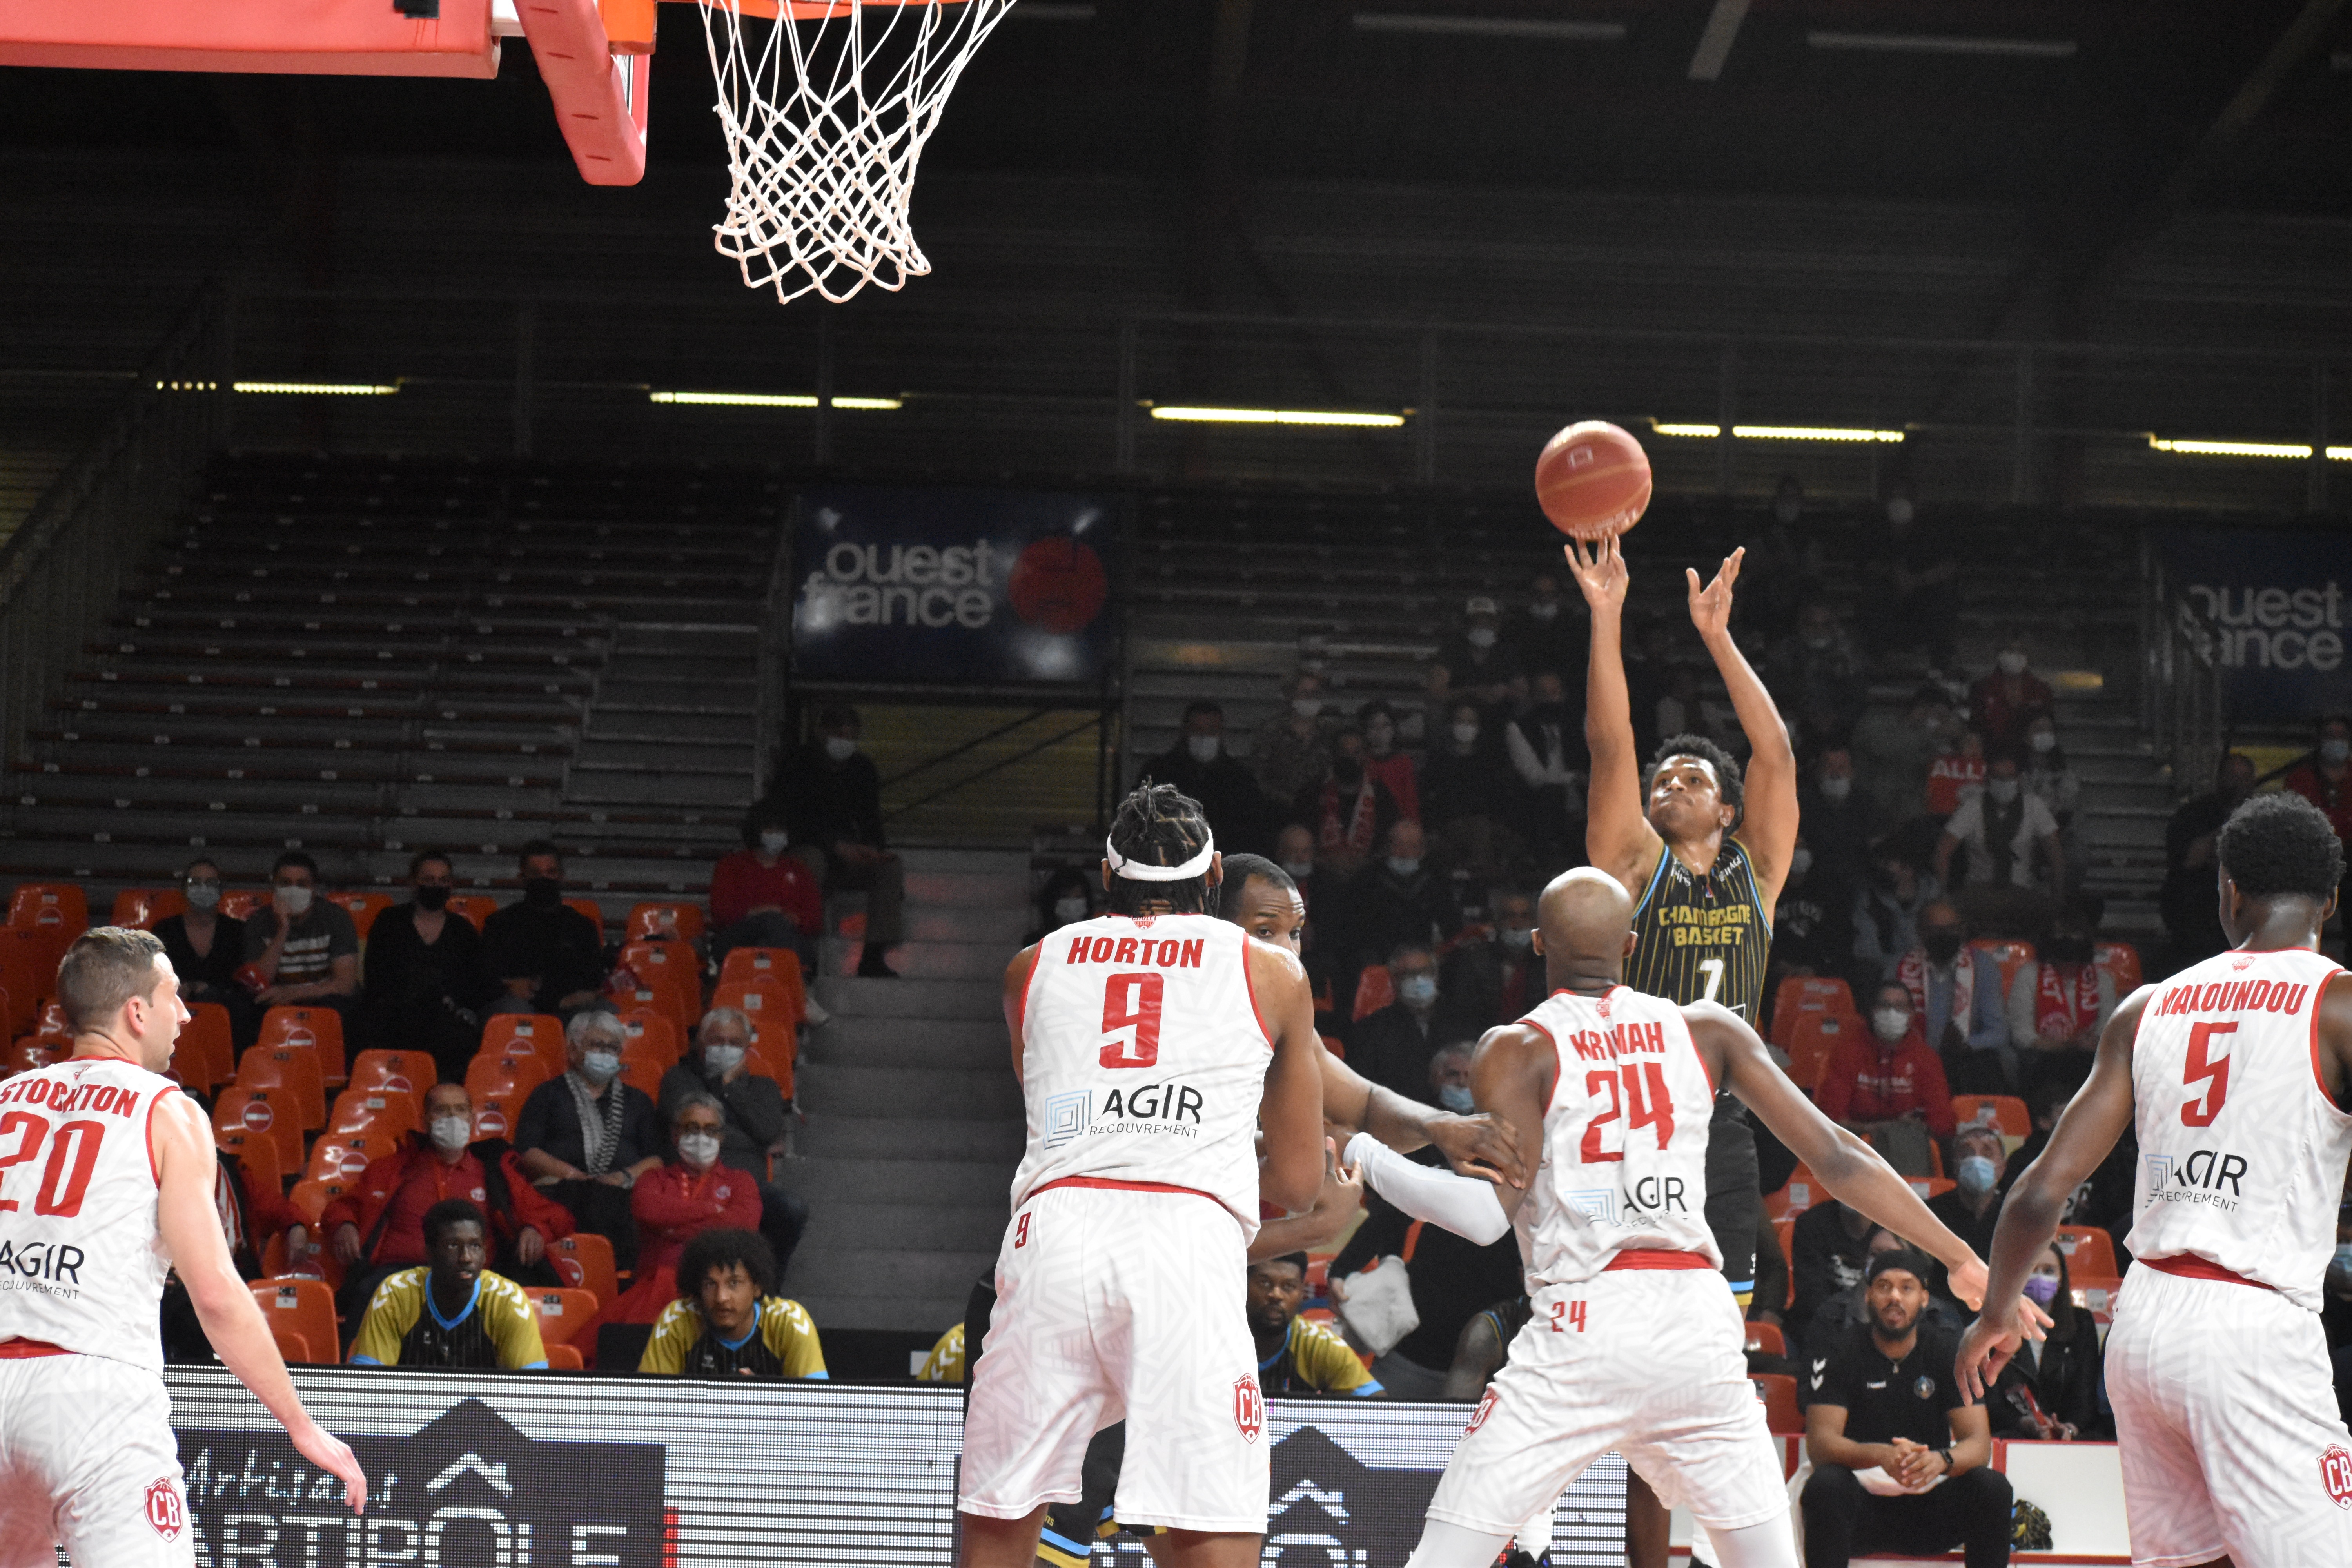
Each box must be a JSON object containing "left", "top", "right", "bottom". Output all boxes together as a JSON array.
[
  {"left": 322, "top": 1082, "right": 573, "bottom": 1335},
  {"left": 707, "top": 801, "right": 825, "bottom": 972},
  {"left": 1815, "top": 981, "right": 1956, "bottom": 1177}
]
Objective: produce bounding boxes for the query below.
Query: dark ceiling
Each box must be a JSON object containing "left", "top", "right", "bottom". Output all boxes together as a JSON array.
[{"left": 2, "top": 0, "right": 2347, "bottom": 213}]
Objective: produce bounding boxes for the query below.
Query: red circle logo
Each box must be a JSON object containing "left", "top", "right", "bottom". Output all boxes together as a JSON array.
[
  {"left": 145, "top": 1477, "right": 184, "bottom": 1540},
  {"left": 241, "top": 1102, "right": 273, "bottom": 1132},
  {"left": 1232, "top": 1374, "right": 1264, "bottom": 1443},
  {"left": 1007, "top": 537, "right": 1108, "bottom": 634},
  {"left": 1466, "top": 1386, "right": 1500, "bottom": 1436},
  {"left": 2323, "top": 1446, "right": 2352, "bottom": 1510}
]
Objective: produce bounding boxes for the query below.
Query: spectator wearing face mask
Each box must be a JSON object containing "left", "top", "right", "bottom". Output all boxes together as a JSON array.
[
  {"left": 1766, "top": 599, "right": 1869, "bottom": 751},
  {"left": 1274, "top": 822, "right": 1321, "bottom": 906},
  {"left": 1355, "top": 700, "right": 1421, "bottom": 824},
  {"left": 1934, "top": 752, "right": 2063, "bottom": 936},
  {"left": 1984, "top": 1242, "right": 2109, "bottom": 1441},
  {"left": 2004, "top": 902, "right": 2114, "bottom": 1101},
  {"left": 657, "top": 1006, "right": 806, "bottom": 1271},
  {"left": 1137, "top": 697, "right": 1273, "bottom": 856},
  {"left": 2161, "top": 751, "right": 2258, "bottom": 971},
  {"left": 1922, "top": 1123, "right": 2006, "bottom": 1305},
  {"left": 323, "top": 1082, "right": 571, "bottom": 1339},
  {"left": 1294, "top": 727, "right": 1401, "bottom": 881},
  {"left": 608, "top": 1091, "right": 765, "bottom": 1318},
  {"left": 1851, "top": 852, "right": 1943, "bottom": 987},
  {"left": 1799, "top": 748, "right": 1882, "bottom": 911},
  {"left": 1922, "top": 726, "right": 1985, "bottom": 821},
  {"left": 1424, "top": 1041, "right": 1478, "bottom": 1117},
  {"left": 514, "top": 1010, "right": 664, "bottom": 1271},
  {"left": 242, "top": 849, "right": 361, "bottom": 1025},
  {"left": 707, "top": 800, "right": 824, "bottom": 975},
  {"left": 1850, "top": 686, "right": 1956, "bottom": 828},
  {"left": 1346, "top": 943, "right": 1477, "bottom": 1103},
  {"left": 1428, "top": 595, "right": 1524, "bottom": 727},
  {"left": 1418, "top": 700, "right": 1519, "bottom": 875},
  {"left": 2283, "top": 713, "right": 2352, "bottom": 920},
  {"left": 1968, "top": 640, "right": 2057, "bottom": 755},
  {"left": 773, "top": 704, "right": 906, "bottom": 977},
  {"left": 1856, "top": 484, "right": 1960, "bottom": 671},
  {"left": 1504, "top": 669, "right": 1587, "bottom": 861},
  {"left": 2020, "top": 715, "right": 2082, "bottom": 870},
  {"left": 361, "top": 850, "right": 492, "bottom": 1083},
  {"left": 1441, "top": 886, "right": 1539, "bottom": 1029},
  {"left": 1348, "top": 821, "right": 1461, "bottom": 974},
  {"left": 1812, "top": 982, "right": 1955, "bottom": 1177},
  {"left": 155, "top": 857, "right": 260, "bottom": 1047},
  {"left": 482, "top": 841, "right": 608, "bottom": 1017},
  {"left": 1025, "top": 866, "right": 1096, "bottom": 947},
  {"left": 1894, "top": 900, "right": 2010, "bottom": 1094},
  {"left": 1251, "top": 669, "right": 1338, "bottom": 808}
]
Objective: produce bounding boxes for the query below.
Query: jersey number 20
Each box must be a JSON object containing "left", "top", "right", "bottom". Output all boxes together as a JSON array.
[
  {"left": 1580, "top": 1063, "right": 1676, "bottom": 1162},
  {"left": 1100, "top": 973, "right": 1164, "bottom": 1069},
  {"left": 0, "top": 1111, "right": 107, "bottom": 1217}
]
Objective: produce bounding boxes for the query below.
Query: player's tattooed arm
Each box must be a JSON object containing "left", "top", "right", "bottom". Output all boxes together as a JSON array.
[{"left": 1957, "top": 987, "right": 2149, "bottom": 1400}]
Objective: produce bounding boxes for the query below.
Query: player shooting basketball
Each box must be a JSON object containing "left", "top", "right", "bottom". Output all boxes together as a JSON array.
[{"left": 1572, "top": 532, "right": 1798, "bottom": 1568}]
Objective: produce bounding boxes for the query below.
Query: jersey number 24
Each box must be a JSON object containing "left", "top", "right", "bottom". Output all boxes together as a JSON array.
[{"left": 1581, "top": 1063, "right": 1675, "bottom": 1162}]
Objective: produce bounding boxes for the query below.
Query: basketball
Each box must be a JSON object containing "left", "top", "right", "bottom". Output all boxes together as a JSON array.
[{"left": 1534, "top": 421, "right": 1654, "bottom": 541}]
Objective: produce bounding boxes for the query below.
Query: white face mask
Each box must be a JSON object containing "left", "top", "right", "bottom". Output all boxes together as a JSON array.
[
  {"left": 1998, "top": 652, "right": 2028, "bottom": 676},
  {"left": 1280, "top": 858, "right": 1315, "bottom": 879},
  {"left": 274, "top": 884, "right": 313, "bottom": 916},
  {"left": 1818, "top": 775, "right": 1852, "bottom": 802},
  {"left": 677, "top": 1132, "right": 722, "bottom": 1170},
  {"left": 1290, "top": 697, "right": 1323, "bottom": 719},
  {"left": 1986, "top": 777, "right": 2021, "bottom": 804},
  {"left": 1871, "top": 1008, "right": 1911, "bottom": 1044},
  {"left": 2029, "top": 731, "right": 2056, "bottom": 754},
  {"left": 1186, "top": 734, "right": 1221, "bottom": 763},
  {"left": 1956, "top": 1154, "right": 1999, "bottom": 1195},
  {"left": 429, "top": 1115, "right": 472, "bottom": 1154},
  {"left": 2323, "top": 738, "right": 2352, "bottom": 767},
  {"left": 1451, "top": 722, "right": 1479, "bottom": 747},
  {"left": 1396, "top": 974, "right": 1437, "bottom": 1007},
  {"left": 1053, "top": 896, "right": 1090, "bottom": 924},
  {"left": 1386, "top": 856, "right": 1421, "bottom": 878},
  {"left": 702, "top": 1043, "right": 746, "bottom": 1077},
  {"left": 1528, "top": 601, "right": 1559, "bottom": 622},
  {"left": 824, "top": 735, "right": 858, "bottom": 762},
  {"left": 185, "top": 882, "right": 221, "bottom": 911},
  {"left": 1500, "top": 927, "right": 1534, "bottom": 953},
  {"left": 1438, "top": 1085, "right": 1476, "bottom": 1114},
  {"left": 1466, "top": 626, "right": 1498, "bottom": 650},
  {"left": 579, "top": 1049, "right": 621, "bottom": 1084},
  {"left": 759, "top": 829, "right": 789, "bottom": 853},
  {"left": 1789, "top": 847, "right": 1814, "bottom": 878}
]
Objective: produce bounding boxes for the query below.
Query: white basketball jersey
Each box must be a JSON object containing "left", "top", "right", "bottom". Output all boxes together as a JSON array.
[
  {"left": 0, "top": 1057, "right": 178, "bottom": 1373},
  {"left": 1010, "top": 914, "right": 1272, "bottom": 1238},
  {"left": 1517, "top": 985, "right": 1720, "bottom": 1287},
  {"left": 2126, "top": 946, "right": 2352, "bottom": 1310}
]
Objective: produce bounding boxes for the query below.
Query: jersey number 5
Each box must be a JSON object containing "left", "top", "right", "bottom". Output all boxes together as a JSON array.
[
  {"left": 0, "top": 1111, "right": 107, "bottom": 1217},
  {"left": 1579, "top": 1062, "right": 1677, "bottom": 1162},
  {"left": 2180, "top": 1020, "right": 2235, "bottom": 1127},
  {"left": 1100, "top": 972, "right": 1165, "bottom": 1070}
]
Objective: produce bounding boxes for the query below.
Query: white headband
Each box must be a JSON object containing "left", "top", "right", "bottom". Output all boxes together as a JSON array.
[{"left": 1106, "top": 829, "right": 1216, "bottom": 882}]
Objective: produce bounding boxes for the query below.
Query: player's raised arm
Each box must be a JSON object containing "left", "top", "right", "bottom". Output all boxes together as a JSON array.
[
  {"left": 152, "top": 1091, "right": 367, "bottom": 1513},
  {"left": 1955, "top": 989, "right": 2149, "bottom": 1399},
  {"left": 1684, "top": 548, "right": 1799, "bottom": 907},
  {"left": 1322, "top": 1045, "right": 1529, "bottom": 1189},
  {"left": 1249, "top": 937, "right": 1327, "bottom": 1213},
  {"left": 1571, "top": 535, "right": 1665, "bottom": 891}
]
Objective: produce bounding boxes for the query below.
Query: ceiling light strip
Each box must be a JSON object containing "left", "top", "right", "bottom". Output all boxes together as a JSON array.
[
  {"left": 1148, "top": 405, "right": 1406, "bottom": 428},
  {"left": 2150, "top": 436, "right": 2352, "bottom": 461},
  {"left": 1651, "top": 422, "right": 1904, "bottom": 443},
  {"left": 1807, "top": 31, "right": 2076, "bottom": 58},
  {"left": 231, "top": 381, "right": 398, "bottom": 396},
  {"left": 649, "top": 390, "right": 901, "bottom": 410}
]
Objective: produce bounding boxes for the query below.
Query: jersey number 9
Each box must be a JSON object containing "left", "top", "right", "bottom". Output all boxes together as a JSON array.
[{"left": 1100, "top": 973, "right": 1164, "bottom": 1070}]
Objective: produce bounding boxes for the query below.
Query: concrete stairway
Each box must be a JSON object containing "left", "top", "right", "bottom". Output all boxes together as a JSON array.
[{"left": 777, "top": 847, "right": 1030, "bottom": 1334}]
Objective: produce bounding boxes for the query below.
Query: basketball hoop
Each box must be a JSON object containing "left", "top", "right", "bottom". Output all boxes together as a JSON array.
[{"left": 697, "top": 0, "right": 1018, "bottom": 305}]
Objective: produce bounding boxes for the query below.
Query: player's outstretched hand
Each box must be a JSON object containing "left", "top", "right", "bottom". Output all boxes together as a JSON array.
[
  {"left": 1953, "top": 1292, "right": 2053, "bottom": 1403},
  {"left": 1427, "top": 1111, "right": 1530, "bottom": 1188},
  {"left": 1945, "top": 1255, "right": 1990, "bottom": 1312},
  {"left": 292, "top": 1417, "right": 367, "bottom": 1514},
  {"left": 1685, "top": 546, "right": 1744, "bottom": 641},
  {"left": 1564, "top": 535, "right": 1628, "bottom": 614}
]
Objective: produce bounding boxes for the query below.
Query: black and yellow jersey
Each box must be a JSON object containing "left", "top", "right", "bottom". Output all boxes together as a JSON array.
[
  {"left": 1259, "top": 1315, "right": 1381, "bottom": 1397},
  {"left": 639, "top": 1295, "right": 827, "bottom": 1379},
  {"left": 348, "top": 1268, "right": 547, "bottom": 1370},
  {"left": 917, "top": 1321, "right": 965, "bottom": 1383},
  {"left": 1624, "top": 835, "right": 1771, "bottom": 1024}
]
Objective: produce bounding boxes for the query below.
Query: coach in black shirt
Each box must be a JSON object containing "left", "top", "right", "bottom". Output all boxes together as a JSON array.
[{"left": 1800, "top": 1249, "right": 2012, "bottom": 1568}]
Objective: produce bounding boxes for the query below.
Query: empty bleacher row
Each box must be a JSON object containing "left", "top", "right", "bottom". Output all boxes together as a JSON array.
[{"left": 0, "top": 452, "right": 782, "bottom": 929}]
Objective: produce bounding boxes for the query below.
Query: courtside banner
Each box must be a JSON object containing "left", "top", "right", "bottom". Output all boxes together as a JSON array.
[
  {"left": 150, "top": 1369, "right": 1628, "bottom": 1565},
  {"left": 790, "top": 486, "right": 1116, "bottom": 686},
  {"left": 2159, "top": 527, "right": 2352, "bottom": 719}
]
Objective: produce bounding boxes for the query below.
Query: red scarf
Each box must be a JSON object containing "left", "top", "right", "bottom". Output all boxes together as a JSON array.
[
  {"left": 1896, "top": 947, "right": 1973, "bottom": 1036},
  {"left": 2035, "top": 963, "right": 2101, "bottom": 1038},
  {"left": 1316, "top": 778, "right": 1379, "bottom": 858}
]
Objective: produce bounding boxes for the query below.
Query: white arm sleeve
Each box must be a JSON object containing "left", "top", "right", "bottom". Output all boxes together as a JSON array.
[{"left": 1344, "top": 1132, "right": 1512, "bottom": 1246}]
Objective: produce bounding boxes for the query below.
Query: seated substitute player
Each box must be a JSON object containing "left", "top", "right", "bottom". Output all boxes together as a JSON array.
[
  {"left": 1382, "top": 868, "right": 2030, "bottom": 1568},
  {"left": 1249, "top": 1252, "right": 1381, "bottom": 1397},
  {"left": 349, "top": 1198, "right": 549, "bottom": 1370},
  {"left": 639, "top": 1227, "right": 826, "bottom": 1379},
  {"left": 1960, "top": 790, "right": 2352, "bottom": 1566}
]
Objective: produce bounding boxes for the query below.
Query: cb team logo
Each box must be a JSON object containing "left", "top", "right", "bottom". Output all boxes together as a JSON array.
[
  {"left": 1466, "top": 1386, "right": 1500, "bottom": 1436},
  {"left": 144, "top": 1477, "right": 184, "bottom": 1540},
  {"left": 1232, "top": 1374, "right": 1265, "bottom": 1443},
  {"left": 2322, "top": 1445, "right": 2352, "bottom": 1510}
]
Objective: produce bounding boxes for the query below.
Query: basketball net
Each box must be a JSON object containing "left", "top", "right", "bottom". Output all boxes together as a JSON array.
[{"left": 697, "top": 0, "right": 1018, "bottom": 305}]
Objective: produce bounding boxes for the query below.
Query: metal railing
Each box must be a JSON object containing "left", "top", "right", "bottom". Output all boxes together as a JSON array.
[
  {"left": 0, "top": 291, "right": 228, "bottom": 781},
  {"left": 752, "top": 499, "right": 798, "bottom": 799},
  {"left": 2140, "top": 540, "right": 2226, "bottom": 795}
]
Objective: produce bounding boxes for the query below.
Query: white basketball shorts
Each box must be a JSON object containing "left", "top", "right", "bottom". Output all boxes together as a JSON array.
[
  {"left": 0, "top": 1350, "right": 192, "bottom": 1568},
  {"left": 2105, "top": 1261, "right": 2352, "bottom": 1567},
  {"left": 959, "top": 1182, "right": 1269, "bottom": 1534},
  {"left": 1426, "top": 1263, "right": 1787, "bottom": 1536}
]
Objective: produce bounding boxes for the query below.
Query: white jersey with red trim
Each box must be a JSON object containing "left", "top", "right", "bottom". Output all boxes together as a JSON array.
[
  {"left": 2125, "top": 946, "right": 2352, "bottom": 1310},
  {"left": 1010, "top": 913, "right": 1271, "bottom": 1237},
  {"left": 0, "top": 1057, "right": 178, "bottom": 1374},
  {"left": 1517, "top": 985, "right": 1720, "bottom": 1287}
]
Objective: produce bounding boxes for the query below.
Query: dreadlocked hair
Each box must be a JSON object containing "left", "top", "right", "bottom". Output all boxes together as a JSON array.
[{"left": 1107, "top": 779, "right": 1219, "bottom": 916}]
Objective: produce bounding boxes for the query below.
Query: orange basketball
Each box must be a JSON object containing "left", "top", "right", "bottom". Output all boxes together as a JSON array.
[{"left": 1534, "top": 420, "right": 1653, "bottom": 540}]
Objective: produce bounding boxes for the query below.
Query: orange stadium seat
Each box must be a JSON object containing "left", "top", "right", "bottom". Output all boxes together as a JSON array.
[
  {"left": 178, "top": 1002, "right": 236, "bottom": 1090},
  {"left": 741, "top": 1045, "right": 791, "bottom": 1103},
  {"left": 1744, "top": 1323, "right": 1787, "bottom": 1359},
  {"left": 1319, "top": 1032, "right": 1346, "bottom": 1060},
  {"left": 471, "top": 1093, "right": 524, "bottom": 1141},
  {"left": 1969, "top": 938, "right": 2037, "bottom": 996},
  {"left": 2095, "top": 940, "right": 2143, "bottom": 994},
  {"left": 1751, "top": 1373, "right": 1804, "bottom": 1434},
  {"left": 566, "top": 897, "right": 606, "bottom": 932},
  {"left": 304, "top": 1132, "right": 394, "bottom": 1186},
  {"left": 719, "top": 945, "right": 804, "bottom": 993},
  {"left": 619, "top": 1009, "right": 681, "bottom": 1069},
  {"left": 270, "top": 1327, "right": 318, "bottom": 1365},
  {"left": 1351, "top": 965, "right": 1394, "bottom": 1022},
  {"left": 443, "top": 893, "right": 498, "bottom": 929},
  {"left": 9, "top": 883, "right": 87, "bottom": 943},
  {"left": 30, "top": 1000, "right": 71, "bottom": 1043},
  {"left": 617, "top": 987, "right": 690, "bottom": 1038},
  {"left": 218, "top": 890, "right": 270, "bottom": 921},
  {"left": 326, "top": 891, "right": 394, "bottom": 940},
  {"left": 1769, "top": 975, "right": 1857, "bottom": 1049},
  {"left": 465, "top": 1053, "right": 547, "bottom": 1107},
  {"left": 626, "top": 902, "right": 706, "bottom": 944},
  {"left": 713, "top": 973, "right": 802, "bottom": 1034},
  {"left": 481, "top": 1014, "right": 566, "bottom": 1074},
  {"left": 111, "top": 887, "right": 186, "bottom": 929},
  {"left": 1774, "top": 1218, "right": 1795, "bottom": 1274},
  {"left": 0, "top": 929, "right": 49, "bottom": 1035},
  {"left": 619, "top": 1056, "right": 665, "bottom": 1100},
  {"left": 213, "top": 1086, "right": 302, "bottom": 1171},
  {"left": 619, "top": 939, "right": 697, "bottom": 1006},
  {"left": 262, "top": 1230, "right": 343, "bottom": 1289},
  {"left": 531, "top": 1287, "right": 601, "bottom": 1344},
  {"left": 543, "top": 1343, "right": 584, "bottom": 1370},
  {"left": 2055, "top": 1225, "right": 2120, "bottom": 1280},
  {"left": 548, "top": 1233, "right": 618, "bottom": 1308},
  {"left": 238, "top": 1046, "right": 326, "bottom": 1131},
  {"left": 287, "top": 1177, "right": 347, "bottom": 1225},
  {"left": 1951, "top": 1094, "right": 2030, "bottom": 1140},
  {"left": 2, "top": 1038, "right": 60, "bottom": 1078},
  {"left": 330, "top": 1086, "right": 422, "bottom": 1138},
  {"left": 1784, "top": 1013, "right": 1852, "bottom": 1092},
  {"left": 1764, "top": 1166, "right": 1821, "bottom": 1222},
  {"left": 258, "top": 1006, "right": 346, "bottom": 1083},
  {"left": 215, "top": 1129, "right": 283, "bottom": 1195},
  {"left": 251, "top": 1279, "right": 338, "bottom": 1367},
  {"left": 348, "top": 1049, "right": 435, "bottom": 1098}
]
